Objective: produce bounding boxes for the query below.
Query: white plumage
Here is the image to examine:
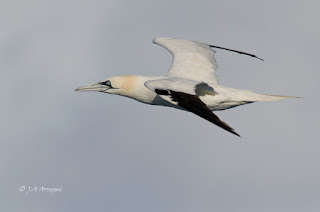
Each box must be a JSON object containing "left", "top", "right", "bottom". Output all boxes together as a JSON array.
[
  {"left": 75, "top": 37, "right": 297, "bottom": 136},
  {"left": 153, "top": 37, "right": 219, "bottom": 84}
]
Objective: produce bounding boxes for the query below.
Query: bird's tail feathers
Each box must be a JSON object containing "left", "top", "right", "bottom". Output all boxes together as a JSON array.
[{"left": 257, "top": 94, "right": 300, "bottom": 102}]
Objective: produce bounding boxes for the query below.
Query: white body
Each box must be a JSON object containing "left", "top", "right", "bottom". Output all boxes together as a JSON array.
[{"left": 106, "top": 75, "right": 292, "bottom": 111}]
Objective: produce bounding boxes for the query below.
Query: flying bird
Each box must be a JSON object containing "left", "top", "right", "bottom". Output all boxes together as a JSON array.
[{"left": 75, "top": 37, "right": 296, "bottom": 137}]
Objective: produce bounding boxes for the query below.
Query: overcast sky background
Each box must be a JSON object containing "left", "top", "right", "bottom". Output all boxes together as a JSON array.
[{"left": 1, "top": 0, "right": 319, "bottom": 211}]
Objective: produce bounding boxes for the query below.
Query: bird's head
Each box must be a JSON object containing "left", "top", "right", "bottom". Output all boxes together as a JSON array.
[{"left": 75, "top": 75, "right": 138, "bottom": 96}]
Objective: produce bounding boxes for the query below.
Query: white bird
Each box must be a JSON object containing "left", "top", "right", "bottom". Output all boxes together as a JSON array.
[{"left": 75, "top": 37, "right": 297, "bottom": 137}]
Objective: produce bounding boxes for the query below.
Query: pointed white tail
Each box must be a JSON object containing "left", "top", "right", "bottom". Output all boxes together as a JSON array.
[{"left": 257, "top": 94, "right": 300, "bottom": 101}]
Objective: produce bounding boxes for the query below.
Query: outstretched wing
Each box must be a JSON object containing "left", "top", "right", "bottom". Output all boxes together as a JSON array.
[
  {"left": 153, "top": 37, "right": 219, "bottom": 84},
  {"left": 145, "top": 79, "right": 240, "bottom": 137},
  {"left": 156, "top": 89, "right": 240, "bottom": 137}
]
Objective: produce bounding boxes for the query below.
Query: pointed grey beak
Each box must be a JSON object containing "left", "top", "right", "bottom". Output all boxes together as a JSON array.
[{"left": 75, "top": 83, "right": 108, "bottom": 92}]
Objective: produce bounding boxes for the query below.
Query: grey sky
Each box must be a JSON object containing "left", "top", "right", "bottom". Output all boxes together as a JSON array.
[{"left": 1, "top": 0, "right": 319, "bottom": 211}]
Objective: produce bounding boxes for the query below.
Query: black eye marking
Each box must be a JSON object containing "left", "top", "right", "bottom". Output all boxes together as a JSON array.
[{"left": 101, "top": 80, "right": 112, "bottom": 87}]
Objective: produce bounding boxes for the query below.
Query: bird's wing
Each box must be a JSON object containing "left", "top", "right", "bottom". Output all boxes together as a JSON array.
[
  {"left": 153, "top": 37, "right": 219, "bottom": 84},
  {"left": 145, "top": 79, "right": 240, "bottom": 137}
]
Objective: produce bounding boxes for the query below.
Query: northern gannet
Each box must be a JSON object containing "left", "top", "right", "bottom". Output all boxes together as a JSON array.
[{"left": 75, "top": 37, "right": 297, "bottom": 137}]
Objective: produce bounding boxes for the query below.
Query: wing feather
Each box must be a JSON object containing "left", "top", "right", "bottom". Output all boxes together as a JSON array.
[
  {"left": 154, "top": 89, "right": 240, "bottom": 137},
  {"left": 153, "top": 37, "right": 219, "bottom": 84}
]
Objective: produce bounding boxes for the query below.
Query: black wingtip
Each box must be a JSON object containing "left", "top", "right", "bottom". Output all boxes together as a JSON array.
[
  {"left": 209, "top": 45, "right": 264, "bottom": 62},
  {"left": 228, "top": 129, "right": 241, "bottom": 137},
  {"left": 233, "top": 131, "right": 241, "bottom": 138},
  {"left": 255, "top": 56, "right": 264, "bottom": 62}
]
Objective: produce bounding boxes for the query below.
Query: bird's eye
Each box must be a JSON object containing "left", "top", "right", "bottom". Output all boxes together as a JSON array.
[{"left": 102, "top": 80, "right": 111, "bottom": 87}]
